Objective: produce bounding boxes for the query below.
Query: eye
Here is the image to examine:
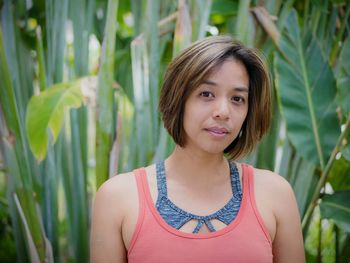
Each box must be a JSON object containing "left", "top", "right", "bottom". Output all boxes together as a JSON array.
[
  {"left": 232, "top": 96, "right": 245, "bottom": 104},
  {"left": 199, "top": 91, "right": 214, "bottom": 98}
]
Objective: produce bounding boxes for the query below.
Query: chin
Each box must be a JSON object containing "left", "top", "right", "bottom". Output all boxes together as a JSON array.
[{"left": 202, "top": 146, "right": 227, "bottom": 155}]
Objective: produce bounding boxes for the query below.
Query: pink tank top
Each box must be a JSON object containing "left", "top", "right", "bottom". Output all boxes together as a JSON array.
[{"left": 128, "top": 164, "right": 273, "bottom": 262}]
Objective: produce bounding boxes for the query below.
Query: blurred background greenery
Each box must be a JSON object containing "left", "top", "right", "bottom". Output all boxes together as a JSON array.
[{"left": 0, "top": 0, "right": 349, "bottom": 262}]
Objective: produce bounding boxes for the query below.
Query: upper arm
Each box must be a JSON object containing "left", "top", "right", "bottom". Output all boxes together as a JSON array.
[
  {"left": 271, "top": 177, "right": 305, "bottom": 263},
  {"left": 90, "top": 176, "right": 128, "bottom": 263}
]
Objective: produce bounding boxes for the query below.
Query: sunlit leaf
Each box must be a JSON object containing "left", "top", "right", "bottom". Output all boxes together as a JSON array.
[{"left": 26, "top": 77, "right": 96, "bottom": 161}]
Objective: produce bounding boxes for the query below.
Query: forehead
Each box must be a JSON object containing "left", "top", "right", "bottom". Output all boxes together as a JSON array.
[
  {"left": 208, "top": 57, "right": 246, "bottom": 74},
  {"left": 201, "top": 59, "right": 249, "bottom": 86}
]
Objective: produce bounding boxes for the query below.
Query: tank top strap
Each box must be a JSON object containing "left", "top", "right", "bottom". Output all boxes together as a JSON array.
[
  {"left": 128, "top": 168, "right": 148, "bottom": 254},
  {"left": 242, "top": 163, "right": 251, "bottom": 196},
  {"left": 242, "top": 163, "right": 272, "bottom": 245},
  {"left": 229, "top": 161, "right": 242, "bottom": 199},
  {"left": 243, "top": 164, "right": 255, "bottom": 195},
  {"left": 133, "top": 168, "right": 147, "bottom": 216},
  {"left": 155, "top": 161, "right": 168, "bottom": 197}
]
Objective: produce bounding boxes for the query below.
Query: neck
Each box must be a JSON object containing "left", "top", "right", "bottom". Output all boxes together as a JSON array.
[{"left": 165, "top": 145, "right": 229, "bottom": 184}]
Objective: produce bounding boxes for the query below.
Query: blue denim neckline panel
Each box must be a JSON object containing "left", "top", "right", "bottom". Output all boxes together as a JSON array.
[{"left": 155, "top": 160, "right": 242, "bottom": 233}]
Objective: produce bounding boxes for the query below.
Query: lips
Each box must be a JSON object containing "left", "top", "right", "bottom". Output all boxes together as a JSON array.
[{"left": 205, "top": 127, "right": 229, "bottom": 136}]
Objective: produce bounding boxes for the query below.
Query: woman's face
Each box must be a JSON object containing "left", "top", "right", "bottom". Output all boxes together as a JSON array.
[{"left": 182, "top": 58, "right": 249, "bottom": 155}]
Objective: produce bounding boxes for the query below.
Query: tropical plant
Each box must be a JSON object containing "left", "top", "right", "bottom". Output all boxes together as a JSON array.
[{"left": 0, "top": 0, "right": 349, "bottom": 262}]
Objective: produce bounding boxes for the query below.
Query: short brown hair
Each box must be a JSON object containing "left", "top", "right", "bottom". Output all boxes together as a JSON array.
[{"left": 159, "top": 35, "right": 271, "bottom": 160}]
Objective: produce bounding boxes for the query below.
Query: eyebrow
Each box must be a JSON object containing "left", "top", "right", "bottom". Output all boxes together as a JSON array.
[{"left": 201, "top": 80, "right": 249, "bottom": 93}]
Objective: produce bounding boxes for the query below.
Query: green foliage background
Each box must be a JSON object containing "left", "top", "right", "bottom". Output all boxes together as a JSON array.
[{"left": 0, "top": 0, "right": 349, "bottom": 262}]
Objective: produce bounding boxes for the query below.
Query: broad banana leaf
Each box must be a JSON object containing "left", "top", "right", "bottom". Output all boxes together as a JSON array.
[{"left": 274, "top": 9, "right": 340, "bottom": 168}]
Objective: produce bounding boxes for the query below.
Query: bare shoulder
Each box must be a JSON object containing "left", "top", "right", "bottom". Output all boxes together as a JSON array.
[
  {"left": 90, "top": 171, "right": 138, "bottom": 262},
  {"left": 251, "top": 167, "right": 305, "bottom": 262},
  {"left": 96, "top": 171, "right": 137, "bottom": 200},
  {"left": 252, "top": 167, "right": 290, "bottom": 186},
  {"left": 252, "top": 167, "right": 294, "bottom": 199},
  {"left": 252, "top": 167, "right": 298, "bottom": 217},
  {"left": 94, "top": 171, "right": 138, "bottom": 221}
]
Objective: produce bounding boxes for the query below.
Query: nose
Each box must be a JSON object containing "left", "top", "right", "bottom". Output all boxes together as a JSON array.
[{"left": 213, "top": 99, "right": 230, "bottom": 119}]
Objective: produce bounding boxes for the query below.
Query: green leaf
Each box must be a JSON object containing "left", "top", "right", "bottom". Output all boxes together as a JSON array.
[
  {"left": 255, "top": 103, "right": 280, "bottom": 171},
  {"left": 145, "top": 0, "right": 160, "bottom": 148},
  {"left": 131, "top": 36, "right": 153, "bottom": 166},
  {"left": 320, "top": 191, "right": 350, "bottom": 233},
  {"left": 0, "top": 25, "right": 22, "bottom": 139},
  {"left": 328, "top": 156, "right": 350, "bottom": 190},
  {"left": 26, "top": 78, "right": 93, "bottom": 161},
  {"left": 116, "top": 88, "right": 135, "bottom": 172},
  {"left": 290, "top": 158, "right": 318, "bottom": 217},
  {"left": 329, "top": 0, "right": 348, "bottom": 4},
  {"left": 95, "top": 0, "right": 119, "bottom": 188},
  {"left": 45, "top": 0, "right": 68, "bottom": 84},
  {"left": 191, "top": 0, "right": 212, "bottom": 40},
  {"left": 235, "top": 0, "right": 255, "bottom": 46},
  {"left": 13, "top": 194, "right": 41, "bottom": 263},
  {"left": 14, "top": 188, "right": 50, "bottom": 262},
  {"left": 274, "top": 9, "right": 340, "bottom": 168},
  {"left": 336, "top": 37, "right": 350, "bottom": 115},
  {"left": 343, "top": 146, "right": 350, "bottom": 162},
  {"left": 211, "top": 0, "right": 237, "bottom": 16},
  {"left": 173, "top": 0, "right": 192, "bottom": 56}
]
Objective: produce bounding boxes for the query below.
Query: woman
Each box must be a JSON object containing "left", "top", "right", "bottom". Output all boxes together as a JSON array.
[{"left": 90, "top": 35, "right": 305, "bottom": 262}]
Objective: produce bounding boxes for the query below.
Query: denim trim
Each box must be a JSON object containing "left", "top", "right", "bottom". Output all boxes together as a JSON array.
[{"left": 155, "top": 160, "right": 242, "bottom": 232}]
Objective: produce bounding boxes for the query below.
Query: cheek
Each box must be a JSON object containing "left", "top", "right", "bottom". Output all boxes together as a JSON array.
[
  {"left": 241, "top": 104, "right": 249, "bottom": 119},
  {"left": 232, "top": 107, "right": 248, "bottom": 122},
  {"left": 242, "top": 111, "right": 248, "bottom": 123},
  {"left": 184, "top": 101, "right": 203, "bottom": 121},
  {"left": 183, "top": 107, "right": 195, "bottom": 131},
  {"left": 239, "top": 111, "right": 248, "bottom": 130}
]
